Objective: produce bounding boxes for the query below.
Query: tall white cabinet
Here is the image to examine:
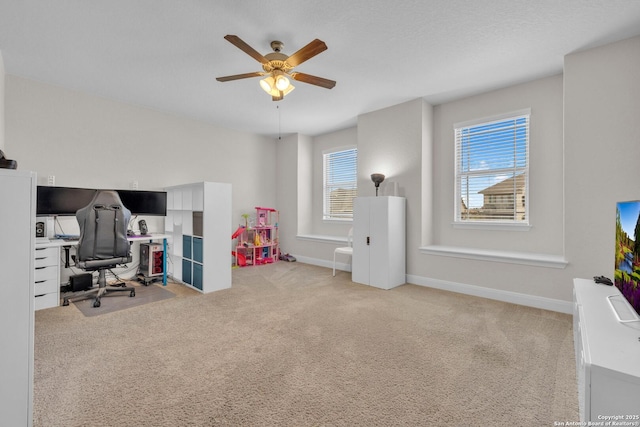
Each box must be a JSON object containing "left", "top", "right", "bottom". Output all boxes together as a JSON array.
[
  {"left": 165, "top": 182, "right": 232, "bottom": 293},
  {"left": 573, "top": 278, "right": 640, "bottom": 422},
  {"left": 352, "top": 196, "right": 406, "bottom": 289},
  {"left": 0, "top": 169, "right": 36, "bottom": 426}
]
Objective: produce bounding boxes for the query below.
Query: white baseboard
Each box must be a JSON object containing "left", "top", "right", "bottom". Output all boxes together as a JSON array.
[
  {"left": 406, "top": 274, "right": 572, "bottom": 314},
  {"left": 293, "top": 254, "right": 351, "bottom": 272},
  {"left": 292, "top": 255, "right": 572, "bottom": 314}
]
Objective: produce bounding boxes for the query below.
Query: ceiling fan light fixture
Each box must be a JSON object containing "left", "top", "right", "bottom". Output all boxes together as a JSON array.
[
  {"left": 260, "top": 75, "right": 276, "bottom": 94},
  {"left": 273, "top": 70, "right": 290, "bottom": 91},
  {"left": 275, "top": 74, "right": 290, "bottom": 91},
  {"left": 260, "top": 75, "right": 295, "bottom": 100},
  {"left": 217, "top": 35, "right": 336, "bottom": 100},
  {"left": 274, "top": 84, "right": 295, "bottom": 100}
]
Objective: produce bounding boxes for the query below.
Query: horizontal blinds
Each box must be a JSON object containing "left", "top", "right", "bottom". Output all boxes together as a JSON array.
[
  {"left": 323, "top": 148, "right": 357, "bottom": 220},
  {"left": 455, "top": 114, "right": 529, "bottom": 222}
]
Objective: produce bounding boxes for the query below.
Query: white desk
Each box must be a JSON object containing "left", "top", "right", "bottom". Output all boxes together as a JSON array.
[{"left": 34, "top": 233, "right": 170, "bottom": 310}]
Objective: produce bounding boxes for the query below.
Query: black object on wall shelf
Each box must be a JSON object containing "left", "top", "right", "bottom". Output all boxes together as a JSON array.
[{"left": 0, "top": 150, "right": 17, "bottom": 169}]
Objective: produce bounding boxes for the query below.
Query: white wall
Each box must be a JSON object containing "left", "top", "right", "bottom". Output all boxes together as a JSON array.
[
  {"left": 418, "top": 74, "right": 567, "bottom": 302},
  {"left": 5, "top": 75, "right": 277, "bottom": 236},
  {"left": 0, "top": 50, "right": 5, "bottom": 151},
  {"left": 357, "top": 98, "right": 428, "bottom": 276},
  {"left": 276, "top": 132, "right": 339, "bottom": 261},
  {"left": 276, "top": 133, "right": 300, "bottom": 255},
  {"left": 563, "top": 35, "right": 640, "bottom": 284},
  {"left": 431, "top": 75, "right": 564, "bottom": 255}
]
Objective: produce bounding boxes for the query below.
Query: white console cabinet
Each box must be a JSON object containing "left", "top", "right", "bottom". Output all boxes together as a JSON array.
[
  {"left": 0, "top": 169, "right": 36, "bottom": 426},
  {"left": 573, "top": 278, "right": 640, "bottom": 422},
  {"left": 164, "top": 182, "right": 231, "bottom": 293},
  {"left": 352, "top": 196, "right": 405, "bottom": 289}
]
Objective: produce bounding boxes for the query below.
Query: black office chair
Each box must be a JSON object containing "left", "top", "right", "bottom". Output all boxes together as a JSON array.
[{"left": 63, "top": 190, "right": 135, "bottom": 308}]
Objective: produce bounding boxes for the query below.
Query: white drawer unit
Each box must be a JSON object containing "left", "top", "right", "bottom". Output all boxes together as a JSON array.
[{"left": 34, "top": 244, "right": 60, "bottom": 310}]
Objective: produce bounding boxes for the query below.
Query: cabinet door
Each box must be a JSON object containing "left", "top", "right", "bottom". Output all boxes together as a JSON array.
[
  {"left": 368, "top": 197, "right": 391, "bottom": 289},
  {"left": 352, "top": 197, "right": 371, "bottom": 285},
  {"left": 0, "top": 171, "right": 35, "bottom": 427},
  {"left": 352, "top": 197, "right": 405, "bottom": 289}
]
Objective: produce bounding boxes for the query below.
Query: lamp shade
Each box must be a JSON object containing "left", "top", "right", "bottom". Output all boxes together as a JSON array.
[
  {"left": 273, "top": 70, "right": 290, "bottom": 91},
  {"left": 371, "top": 173, "right": 385, "bottom": 196},
  {"left": 260, "top": 76, "right": 276, "bottom": 94},
  {"left": 371, "top": 173, "right": 385, "bottom": 186}
]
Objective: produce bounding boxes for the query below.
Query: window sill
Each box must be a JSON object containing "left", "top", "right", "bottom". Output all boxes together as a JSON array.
[
  {"left": 452, "top": 222, "right": 532, "bottom": 231},
  {"left": 297, "top": 234, "right": 348, "bottom": 245},
  {"left": 322, "top": 218, "right": 353, "bottom": 224},
  {"left": 419, "top": 245, "right": 567, "bottom": 269}
]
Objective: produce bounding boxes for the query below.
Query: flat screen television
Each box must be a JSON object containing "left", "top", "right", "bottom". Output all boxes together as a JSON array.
[
  {"left": 37, "top": 186, "right": 167, "bottom": 216},
  {"left": 614, "top": 200, "right": 640, "bottom": 315}
]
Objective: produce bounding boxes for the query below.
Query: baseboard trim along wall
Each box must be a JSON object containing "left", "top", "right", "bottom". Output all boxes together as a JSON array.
[
  {"left": 405, "top": 274, "right": 573, "bottom": 314},
  {"left": 294, "top": 255, "right": 352, "bottom": 272},
  {"left": 293, "top": 255, "right": 572, "bottom": 314}
]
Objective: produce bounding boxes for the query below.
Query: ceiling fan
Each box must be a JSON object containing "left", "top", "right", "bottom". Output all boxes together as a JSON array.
[{"left": 216, "top": 35, "right": 336, "bottom": 101}]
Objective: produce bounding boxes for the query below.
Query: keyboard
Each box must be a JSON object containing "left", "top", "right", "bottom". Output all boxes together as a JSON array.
[{"left": 55, "top": 234, "right": 80, "bottom": 241}]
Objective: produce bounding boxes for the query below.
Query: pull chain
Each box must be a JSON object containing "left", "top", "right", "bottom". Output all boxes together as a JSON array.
[{"left": 277, "top": 105, "right": 281, "bottom": 140}]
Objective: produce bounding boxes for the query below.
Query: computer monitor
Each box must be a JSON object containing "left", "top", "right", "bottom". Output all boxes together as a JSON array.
[
  {"left": 36, "top": 186, "right": 167, "bottom": 216},
  {"left": 36, "top": 186, "right": 96, "bottom": 216},
  {"left": 116, "top": 189, "right": 167, "bottom": 216}
]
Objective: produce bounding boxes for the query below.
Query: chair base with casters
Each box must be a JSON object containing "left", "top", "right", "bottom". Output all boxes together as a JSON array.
[{"left": 62, "top": 260, "right": 135, "bottom": 308}]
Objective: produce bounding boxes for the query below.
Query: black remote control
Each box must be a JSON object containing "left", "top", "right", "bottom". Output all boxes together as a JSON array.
[{"left": 593, "top": 276, "right": 613, "bottom": 286}]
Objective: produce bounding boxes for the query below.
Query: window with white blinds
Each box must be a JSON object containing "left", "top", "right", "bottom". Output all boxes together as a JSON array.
[
  {"left": 323, "top": 147, "right": 357, "bottom": 220},
  {"left": 454, "top": 110, "right": 530, "bottom": 224}
]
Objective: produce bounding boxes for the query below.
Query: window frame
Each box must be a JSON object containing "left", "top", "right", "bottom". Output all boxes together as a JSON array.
[
  {"left": 453, "top": 109, "right": 531, "bottom": 229},
  {"left": 322, "top": 146, "right": 358, "bottom": 222}
]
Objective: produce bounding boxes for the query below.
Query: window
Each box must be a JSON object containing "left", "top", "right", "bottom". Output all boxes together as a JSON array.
[
  {"left": 323, "top": 147, "right": 357, "bottom": 220},
  {"left": 454, "top": 109, "right": 530, "bottom": 224}
]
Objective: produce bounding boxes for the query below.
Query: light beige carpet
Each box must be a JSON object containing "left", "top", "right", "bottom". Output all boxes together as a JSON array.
[{"left": 33, "top": 262, "right": 578, "bottom": 426}]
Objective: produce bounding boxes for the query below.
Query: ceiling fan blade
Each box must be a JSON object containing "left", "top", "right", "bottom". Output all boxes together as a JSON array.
[
  {"left": 291, "top": 72, "right": 336, "bottom": 89},
  {"left": 285, "top": 39, "right": 328, "bottom": 68},
  {"left": 224, "top": 35, "right": 269, "bottom": 65},
  {"left": 216, "top": 72, "right": 265, "bottom": 82}
]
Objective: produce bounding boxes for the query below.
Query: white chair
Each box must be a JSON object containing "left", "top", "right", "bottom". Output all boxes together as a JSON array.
[{"left": 333, "top": 228, "right": 353, "bottom": 276}]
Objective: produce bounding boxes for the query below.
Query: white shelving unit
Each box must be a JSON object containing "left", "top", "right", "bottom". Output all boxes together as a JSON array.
[
  {"left": 352, "top": 196, "right": 406, "bottom": 289},
  {"left": 0, "top": 169, "right": 36, "bottom": 426},
  {"left": 165, "top": 182, "right": 232, "bottom": 293},
  {"left": 573, "top": 278, "right": 640, "bottom": 422}
]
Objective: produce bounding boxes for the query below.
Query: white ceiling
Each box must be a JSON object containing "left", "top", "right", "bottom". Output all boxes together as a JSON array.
[{"left": 1, "top": 1, "right": 640, "bottom": 138}]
